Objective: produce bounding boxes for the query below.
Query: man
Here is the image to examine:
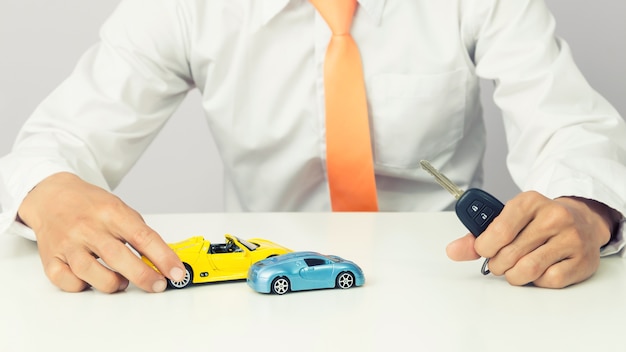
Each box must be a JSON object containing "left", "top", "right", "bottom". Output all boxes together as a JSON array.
[{"left": 1, "top": 0, "right": 625, "bottom": 293}]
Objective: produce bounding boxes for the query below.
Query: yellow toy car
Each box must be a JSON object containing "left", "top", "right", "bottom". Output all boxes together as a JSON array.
[{"left": 142, "top": 234, "right": 292, "bottom": 289}]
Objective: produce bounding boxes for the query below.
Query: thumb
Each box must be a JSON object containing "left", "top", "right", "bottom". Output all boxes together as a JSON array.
[{"left": 446, "top": 233, "right": 481, "bottom": 261}]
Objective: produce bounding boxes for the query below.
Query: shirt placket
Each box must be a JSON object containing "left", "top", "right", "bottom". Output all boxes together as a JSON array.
[{"left": 312, "top": 5, "right": 333, "bottom": 175}]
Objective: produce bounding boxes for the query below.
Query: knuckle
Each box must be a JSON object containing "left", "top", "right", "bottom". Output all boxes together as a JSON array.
[
  {"left": 486, "top": 259, "right": 505, "bottom": 276},
  {"left": 129, "top": 228, "right": 157, "bottom": 249},
  {"left": 476, "top": 221, "right": 515, "bottom": 258},
  {"left": 486, "top": 246, "right": 522, "bottom": 276},
  {"left": 503, "top": 255, "right": 546, "bottom": 286},
  {"left": 44, "top": 259, "right": 89, "bottom": 292},
  {"left": 523, "top": 190, "right": 546, "bottom": 203},
  {"left": 93, "top": 195, "right": 127, "bottom": 222},
  {"left": 134, "top": 264, "right": 160, "bottom": 288},
  {"left": 98, "top": 240, "right": 123, "bottom": 261},
  {"left": 535, "top": 204, "right": 576, "bottom": 236},
  {"left": 515, "top": 256, "right": 544, "bottom": 280},
  {"left": 498, "top": 243, "right": 522, "bottom": 260},
  {"left": 66, "top": 253, "right": 94, "bottom": 276},
  {"left": 544, "top": 205, "right": 573, "bottom": 226},
  {"left": 487, "top": 219, "right": 506, "bottom": 235},
  {"left": 508, "top": 191, "right": 542, "bottom": 211},
  {"left": 97, "top": 275, "right": 123, "bottom": 294},
  {"left": 536, "top": 268, "right": 569, "bottom": 289},
  {"left": 44, "top": 259, "right": 66, "bottom": 283},
  {"left": 486, "top": 219, "right": 513, "bottom": 243}
]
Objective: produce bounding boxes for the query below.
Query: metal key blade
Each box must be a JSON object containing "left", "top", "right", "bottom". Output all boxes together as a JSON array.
[{"left": 419, "top": 160, "right": 465, "bottom": 199}]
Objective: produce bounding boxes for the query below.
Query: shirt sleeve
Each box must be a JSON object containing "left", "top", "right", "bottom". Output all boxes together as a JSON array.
[
  {"left": 0, "top": 0, "right": 194, "bottom": 237},
  {"left": 472, "top": 0, "right": 626, "bottom": 237}
]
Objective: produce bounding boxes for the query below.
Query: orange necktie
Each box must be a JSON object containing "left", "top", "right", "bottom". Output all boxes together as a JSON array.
[{"left": 310, "top": 0, "right": 378, "bottom": 211}]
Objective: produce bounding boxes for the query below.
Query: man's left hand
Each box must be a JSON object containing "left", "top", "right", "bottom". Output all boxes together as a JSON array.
[{"left": 446, "top": 191, "right": 621, "bottom": 288}]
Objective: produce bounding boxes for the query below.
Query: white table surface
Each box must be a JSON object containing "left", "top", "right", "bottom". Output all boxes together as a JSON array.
[{"left": 2, "top": 212, "right": 625, "bottom": 352}]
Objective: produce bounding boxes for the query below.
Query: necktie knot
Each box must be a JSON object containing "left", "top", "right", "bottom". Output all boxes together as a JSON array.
[{"left": 310, "top": 0, "right": 357, "bottom": 35}]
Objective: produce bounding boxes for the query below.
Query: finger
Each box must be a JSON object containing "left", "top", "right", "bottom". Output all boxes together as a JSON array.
[
  {"left": 474, "top": 192, "right": 545, "bottom": 258},
  {"left": 121, "top": 225, "right": 184, "bottom": 283},
  {"left": 502, "top": 242, "right": 569, "bottom": 286},
  {"left": 532, "top": 257, "right": 596, "bottom": 289},
  {"left": 93, "top": 238, "right": 168, "bottom": 293},
  {"left": 43, "top": 256, "right": 90, "bottom": 293},
  {"left": 446, "top": 233, "right": 481, "bottom": 261},
  {"left": 107, "top": 211, "right": 185, "bottom": 283},
  {"left": 66, "top": 250, "right": 130, "bottom": 293},
  {"left": 486, "top": 223, "right": 554, "bottom": 276}
]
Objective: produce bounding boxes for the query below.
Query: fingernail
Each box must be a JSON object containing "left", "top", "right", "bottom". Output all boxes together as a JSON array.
[
  {"left": 152, "top": 279, "right": 167, "bottom": 293},
  {"left": 170, "top": 267, "right": 184, "bottom": 282}
]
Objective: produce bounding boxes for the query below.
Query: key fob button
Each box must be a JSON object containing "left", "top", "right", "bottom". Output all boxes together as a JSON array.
[
  {"left": 475, "top": 206, "right": 494, "bottom": 226},
  {"left": 467, "top": 200, "right": 484, "bottom": 218},
  {"left": 455, "top": 188, "right": 505, "bottom": 237}
]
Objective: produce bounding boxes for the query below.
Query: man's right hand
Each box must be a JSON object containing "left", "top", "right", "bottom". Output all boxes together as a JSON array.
[{"left": 17, "top": 172, "right": 185, "bottom": 293}]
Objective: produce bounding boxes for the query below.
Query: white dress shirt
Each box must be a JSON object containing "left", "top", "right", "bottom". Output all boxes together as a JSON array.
[{"left": 1, "top": 0, "right": 625, "bottom": 253}]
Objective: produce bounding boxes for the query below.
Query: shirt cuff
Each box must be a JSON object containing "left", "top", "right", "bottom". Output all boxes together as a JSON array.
[
  {"left": 600, "top": 217, "right": 626, "bottom": 257},
  {"left": 0, "top": 213, "right": 36, "bottom": 241},
  {"left": 0, "top": 157, "right": 77, "bottom": 239}
]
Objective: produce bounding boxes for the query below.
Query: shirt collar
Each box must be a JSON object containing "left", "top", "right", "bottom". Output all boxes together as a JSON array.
[
  {"left": 258, "top": 0, "right": 291, "bottom": 27},
  {"left": 257, "top": 0, "right": 386, "bottom": 27},
  {"left": 358, "top": 0, "right": 386, "bottom": 25}
]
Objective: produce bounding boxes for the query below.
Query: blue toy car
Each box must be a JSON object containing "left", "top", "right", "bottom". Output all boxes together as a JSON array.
[{"left": 247, "top": 251, "right": 365, "bottom": 295}]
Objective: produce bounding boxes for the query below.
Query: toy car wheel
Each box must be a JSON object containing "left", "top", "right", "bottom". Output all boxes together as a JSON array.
[
  {"left": 271, "top": 277, "right": 290, "bottom": 295},
  {"left": 167, "top": 264, "right": 193, "bottom": 289},
  {"left": 336, "top": 272, "right": 355, "bottom": 289}
]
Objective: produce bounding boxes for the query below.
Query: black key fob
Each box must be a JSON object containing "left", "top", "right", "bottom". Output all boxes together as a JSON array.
[{"left": 455, "top": 188, "right": 505, "bottom": 237}]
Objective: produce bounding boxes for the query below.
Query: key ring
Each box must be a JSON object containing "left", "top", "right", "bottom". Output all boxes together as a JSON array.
[{"left": 481, "top": 258, "right": 490, "bottom": 275}]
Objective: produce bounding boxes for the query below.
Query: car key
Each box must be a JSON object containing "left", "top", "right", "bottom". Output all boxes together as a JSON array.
[{"left": 420, "top": 160, "right": 505, "bottom": 275}]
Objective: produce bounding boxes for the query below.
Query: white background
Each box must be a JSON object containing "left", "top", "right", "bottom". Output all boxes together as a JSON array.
[{"left": 1, "top": 0, "right": 624, "bottom": 214}]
